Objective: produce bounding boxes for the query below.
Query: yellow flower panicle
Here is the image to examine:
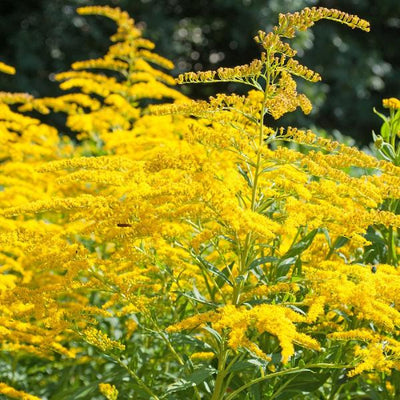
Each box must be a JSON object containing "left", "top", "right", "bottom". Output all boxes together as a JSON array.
[
  {"left": 281, "top": 57, "right": 321, "bottom": 82},
  {"left": 171, "top": 7, "right": 370, "bottom": 131},
  {"left": 83, "top": 327, "right": 125, "bottom": 353},
  {"left": 168, "top": 305, "right": 320, "bottom": 364},
  {"left": 0, "top": 61, "right": 16, "bottom": 75},
  {"left": 190, "top": 351, "right": 216, "bottom": 361},
  {"left": 0, "top": 194, "right": 114, "bottom": 218},
  {"left": 383, "top": 97, "right": 400, "bottom": 110},
  {"left": 0, "top": 383, "right": 41, "bottom": 400},
  {"left": 254, "top": 31, "right": 297, "bottom": 57},
  {"left": 0, "top": 92, "right": 32, "bottom": 104},
  {"left": 347, "top": 343, "right": 391, "bottom": 377},
  {"left": 77, "top": 6, "right": 141, "bottom": 45},
  {"left": 276, "top": 7, "right": 370, "bottom": 38},
  {"left": 99, "top": 383, "right": 119, "bottom": 400},
  {"left": 72, "top": 58, "right": 129, "bottom": 72},
  {"left": 177, "top": 59, "right": 263, "bottom": 85},
  {"left": 45, "top": 5, "right": 185, "bottom": 143}
]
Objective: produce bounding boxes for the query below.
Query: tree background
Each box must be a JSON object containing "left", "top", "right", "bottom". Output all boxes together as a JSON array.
[{"left": 0, "top": 0, "right": 399, "bottom": 145}]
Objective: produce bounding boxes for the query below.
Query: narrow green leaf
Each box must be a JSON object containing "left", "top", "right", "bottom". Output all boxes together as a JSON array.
[
  {"left": 228, "top": 359, "right": 267, "bottom": 373},
  {"left": 166, "top": 379, "right": 195, "bottom": 394},
  {"left": 274, "top": 371, "right": 329, "bottom": 395},
  {"left": 203, "top": 326, "right": 222, "bottom": 343},
  {"left": 71, "top": 384, "right": 98, "bottom": 399},
  {"left": 196, "top": 256, "right": 233, "bottom": 287},
  {"left": 283, "top": 229, "right": 318, "bottom": 259},
  {"left": 276, "top": 256, "right": 296, "bottom": 276},
  {"left": 237, "top": 164, "right": 252, "bottom": 187},
  {"left": 187, "top": 367, "right": 216, "bottom": 384},
  {"left": 381, "top": 142, "right": 396, "bottom": 160},
  {"left": 177, "top": 290, "right": 215, "bottom": 307},
  {"left": 248, "top": 256, "right": 277, "bottom": 271},
  {"left": 320, "top": 227, "right": 331, "bottom": 248},
  {"left": 373, "top": 107, "right": 388, "bottom": 124},
  {"left": 286, "top": 304, "right": 306, "bottom": 316},
  {"left": 332, "top": 236, "right": 349, "bottom": 250}
]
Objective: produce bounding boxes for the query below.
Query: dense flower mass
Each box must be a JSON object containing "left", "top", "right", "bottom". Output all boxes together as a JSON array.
[{"left": 0, "top": 5, "right": 400, "bottom": 400}]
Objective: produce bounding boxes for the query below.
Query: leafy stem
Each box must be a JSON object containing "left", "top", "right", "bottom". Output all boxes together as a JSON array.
[
  {"left": 210, "top": 338, "right": 230, "bottom": 400},
  {"left": 225, "top": 363, "right": 351, "bottom": 400},
  {"left": 114, "top": 356, "right": 161, "bottom": 400},
  {"left": 231, "top": 49, "right": 272, "bottom": 307}
]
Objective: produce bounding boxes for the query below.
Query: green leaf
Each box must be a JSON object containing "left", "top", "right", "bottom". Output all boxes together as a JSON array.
[
  {"left": 276, "top": 256, "right": 297, "bottom": 277},
  {"left": 165, "top": 379, "right": 195, "bottom": 394},
  {"left": 171, "top": 332, "right": 213, "bottom": 349},
  {"left": 237, "top": 164, "right": 252, "bottom": 187},
  {"left": 187, "top": 367, "right": 216, "bottom": 384},
  {"left": 292, "top": 257, "right": 302, "bottom": 276},
  {"left": 274, "top": 372, "right": 329, "bottom": 399},
  {"left": 364, "top": 389, "right": 386, "bottom": 400},
  {"left": 196, "top": 256, "right": 233, "bottom": 287},
  {"left": 261, "top": 166, "right": 278, "bottom": 174},
  {"left": 283, "top": 229, "right": 319, "bottom": 259},
  {"left": 380, "top": 121, "right": 391, "bottom": 141},
  {"left": 177, "top": 290, "right": 215, "bottom": 307},
  {"left": 286, "top": 304, "right": 306, "bottom": 316},
  {"left": 332, "top": 236, "right": 349, "bottom": 250},
  {"left": 250, "top": 382, "right": 262, "bottom": 400},
  {"left": 248, "top": 256, "right": 278, "bottom": 271},
  {"left": 203, "top": 326, "right": 222, "bottom": 343},
  {"left": 380, "top": 142, "right": 396, "bottom": 160},
  {"left": 320, "top": 227, "right": 331, "bottom": 248},
  {"left": 373, "top": 107, "right": 388, "bottom": 124},
  {"left": 52, "top": 382, "right": 99, "bottom": 400},
  {"left": 378, "top": 149, "right": 395, "bottom": 162},
  {"left": 228, "top": 359, "right": 267, "bottom": 373}
]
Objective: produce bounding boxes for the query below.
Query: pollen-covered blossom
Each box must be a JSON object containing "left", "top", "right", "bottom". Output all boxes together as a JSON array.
[
  {"left": 0, "top": 61, "right": 16, "bottom": 75},
  {"left": 347, "top": 343, "right": 392, "bottom": 377},
  {"left": 190, "top": 351, "right": 216, "bottom": 361},
  {"left": 266, "top": 72, "right": 313, "bottom": 119},
  {"left": 83, "top": 327, "right": 125, "bottom": 353},
  {"left": 168, "top": 304, "right": 319, "bottom": 364},
  {"left": 382, "top": 97, "right": 400, "bottom": 110},
  {"left": 0, "top": 383, "right": 41, "bottom": 400},
  {"left": 99, "top": 383, "right": 119, "bottom": 400}
]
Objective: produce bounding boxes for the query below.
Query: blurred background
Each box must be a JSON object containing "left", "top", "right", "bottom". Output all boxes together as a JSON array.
[{"left": 0, "top": 0, "right": 399, "bottom": 145}]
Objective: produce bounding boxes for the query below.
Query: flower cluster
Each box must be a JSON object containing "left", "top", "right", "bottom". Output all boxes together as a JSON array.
[{"left": 0, "top": 5, "right": 399, "bottom": 400}]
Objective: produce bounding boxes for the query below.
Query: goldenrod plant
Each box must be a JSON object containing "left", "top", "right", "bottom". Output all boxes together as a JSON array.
[{"left": 0, "top": 5, "right": 400, "bottom": 400}]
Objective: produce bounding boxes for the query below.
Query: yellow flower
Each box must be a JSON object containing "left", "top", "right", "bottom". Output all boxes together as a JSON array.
[
  {"left": 83, "top": 327, "right": 125, "bottom": 353},
  {"left": 383, "top": 97, "right": 400, "bottom": 110},
  {"left": 99, "top": 383, "right": 118, "bottom": 400},
  {"left": 0, "top": 383, "right": 41, "bottom": 400},
  {"left": 190, "top": 352, "right": 216, "bottom": 361},
  {"left": 0, "top": 61, "right": 16, "bottom": 75}
]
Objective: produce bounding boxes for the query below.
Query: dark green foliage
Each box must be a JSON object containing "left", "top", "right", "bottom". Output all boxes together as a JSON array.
[{"left": 0, "top": 0, "right": 399, "bottom": 142}]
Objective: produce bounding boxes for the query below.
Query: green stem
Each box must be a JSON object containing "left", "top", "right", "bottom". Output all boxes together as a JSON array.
[
  {"left": 232, "top": 56, "right": 271, "bottom": 306},
  {"left": 158, "top": 329, "right": 185, "bottom": 366},
  {"left": 115, "top": 357, "right": 161, "bottom": 400},
  {"left": 388, "top": 226, "right": 398, "bottom": 266},
  {"left": 328, "top": 383, "right": 343, "bottom": 400},
  {"left": 223, "top": 353, "right": 245, "bottom": 392},
  {"left": 212, "top": 52, "right": 272, "bottom": 400},
  {"left": 225, "top": 364, "right": 350, "bottom": 400},
  {"left": 250, "top": 68, "right": 270, "bottom": 212},
  {"left": 269, "top": 375, "right": 298, "bottom": 400},
  {"left": 152, "top": 320, "right": 202, "bottom": 400},
  {"left": 210, "top": 342, "right": 229, "bottom": 400}
]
